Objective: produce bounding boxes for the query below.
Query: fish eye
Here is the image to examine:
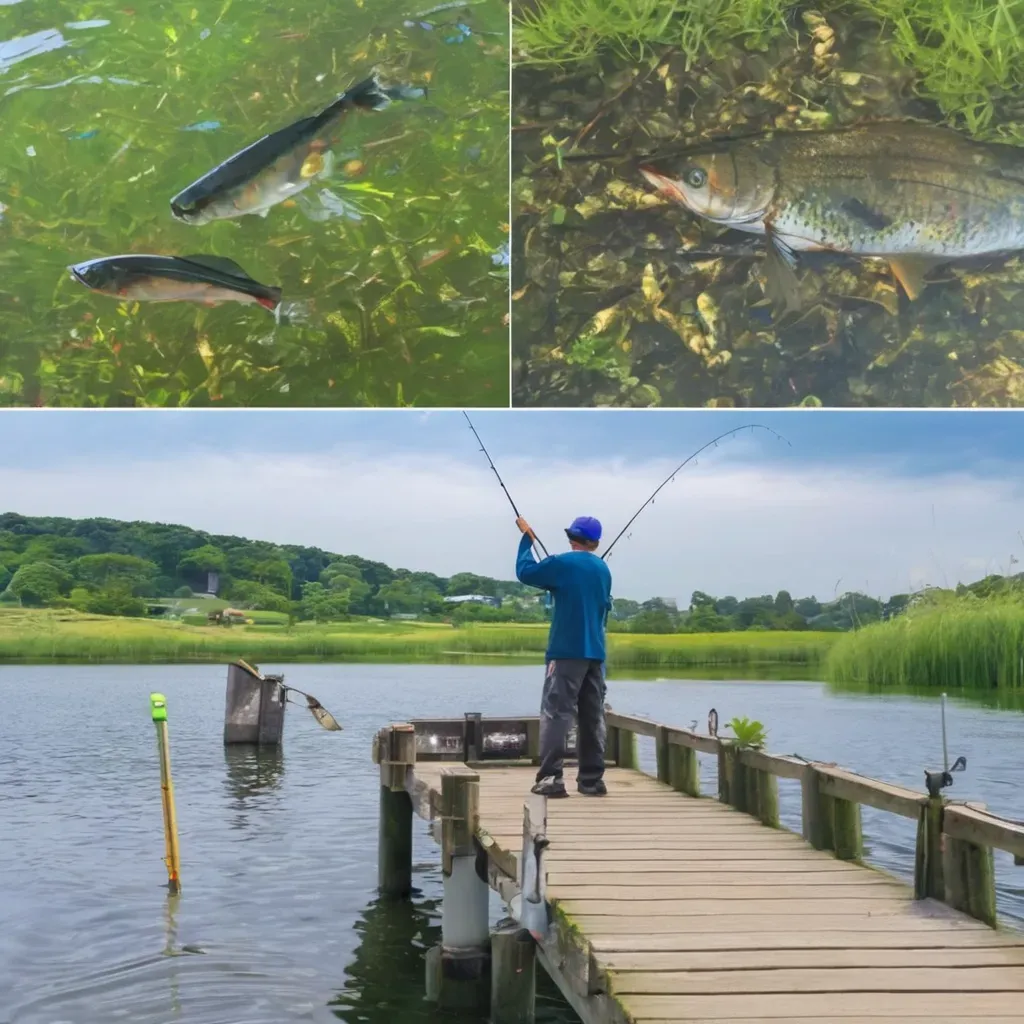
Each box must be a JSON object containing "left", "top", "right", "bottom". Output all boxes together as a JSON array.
[{"left": 684, "top": 167, "right": 708, "bottom": 189}]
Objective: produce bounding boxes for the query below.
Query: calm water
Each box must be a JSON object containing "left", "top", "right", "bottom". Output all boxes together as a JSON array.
[
  {"left": 0, "top": 0, "right": 509, "bottom": 407},
  {"left": 1, "top": 665, "right": 1022, "bottom": 1023},
  {"left": 511, "top": 9, "right": 1024, "bottom": 408}
]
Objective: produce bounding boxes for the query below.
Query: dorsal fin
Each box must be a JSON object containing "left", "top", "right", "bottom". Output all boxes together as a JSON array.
[{"left": 181, "top": 254, "right": 253, "bottom": 280}]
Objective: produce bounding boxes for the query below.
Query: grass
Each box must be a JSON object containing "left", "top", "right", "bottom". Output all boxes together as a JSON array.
[
  {"left": 514, "top": 0, "right": 1024, "bottom": 141},
  {"left": 0, "top": 608, "right": 838, "bottom": 668},
  {"left": 825, "top": 596, "right": 1024, "bottom": 690}
]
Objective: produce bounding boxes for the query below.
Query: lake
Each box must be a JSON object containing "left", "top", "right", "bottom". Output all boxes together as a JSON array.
[
  {"left": 0, "top": 0, "right": 509, "bottom": 408},
  {"left": 1, "top": 664, "right": 1022, "bottom": 1023}
]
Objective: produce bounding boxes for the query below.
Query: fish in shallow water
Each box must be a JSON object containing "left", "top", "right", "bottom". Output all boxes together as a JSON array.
[
  {"left": 69, "top": 254, "right": 282, "bottom": 311},
  {"left": 170, "top": 74, "right": 423, "bottom": 225},
  {"left": 638, "top": 121, "right": 1024, "bottom": 311}
]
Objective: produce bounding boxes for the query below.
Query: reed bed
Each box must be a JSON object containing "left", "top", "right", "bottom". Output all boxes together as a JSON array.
[
  {"left": 0, "top": 609, "right": 836, "bottom": 667},
  {"left": 826, "top": 598, "right": 1024, "bottom": 690}
]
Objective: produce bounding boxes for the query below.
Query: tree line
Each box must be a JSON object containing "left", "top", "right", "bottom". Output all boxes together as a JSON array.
[{"left": 0, "top": 512, "right": 1013, "bottom": 630}]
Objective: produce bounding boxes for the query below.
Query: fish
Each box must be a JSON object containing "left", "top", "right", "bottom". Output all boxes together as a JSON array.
[
  {"left": 638, "top": 121, "right": 1024, "bottom": 311},
  {"left": 68, "top": 254, "right": 282, "bottom": 311},
  {"left": 170, "top": 74, "right": 423, "bottom": 225}
]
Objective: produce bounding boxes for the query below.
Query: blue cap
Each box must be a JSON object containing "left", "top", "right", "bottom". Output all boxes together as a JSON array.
[{"left": 565, "top": 516, "right": 602, "bottom": 543}]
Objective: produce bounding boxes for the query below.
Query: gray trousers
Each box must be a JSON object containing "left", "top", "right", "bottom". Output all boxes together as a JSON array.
[{"left": 537, "top": 659, "right": 606, "bottom": 786}]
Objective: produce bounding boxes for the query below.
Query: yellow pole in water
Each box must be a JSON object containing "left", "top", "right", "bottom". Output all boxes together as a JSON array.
[{"left": 150, "top": 693, "right": 181, "bottom": 894}]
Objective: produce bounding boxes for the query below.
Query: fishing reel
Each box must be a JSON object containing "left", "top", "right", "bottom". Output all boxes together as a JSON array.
[{"left": 924, "top": 755, "right": 967, "bottom": 798}]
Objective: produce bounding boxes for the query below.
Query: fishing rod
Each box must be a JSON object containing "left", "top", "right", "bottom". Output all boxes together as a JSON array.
[
  {"left": 463, "top": 411, "right": 549, "bottom": 558},
  {"left": 602, "top": 424, "right": 792, "bottom": 562}
]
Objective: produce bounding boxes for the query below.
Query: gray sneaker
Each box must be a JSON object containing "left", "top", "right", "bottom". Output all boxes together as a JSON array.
[
  {"left": 531, "top": 776, "right": 568, "bottom": 798},
  {"left": 577, "top": 779, "right": 607, "bottom": 796}
]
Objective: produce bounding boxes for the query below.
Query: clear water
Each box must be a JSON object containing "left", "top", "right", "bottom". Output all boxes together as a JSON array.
[
  {"left": 1, "top": 664, "right": 1021, "bottom": 1023},
  {"left": 0, "top": 0, "right": 509, "bottom": 407}
]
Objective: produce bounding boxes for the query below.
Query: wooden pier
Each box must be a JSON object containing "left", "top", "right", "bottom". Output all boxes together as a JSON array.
[{"left": 373, "top": 710, "right": 1024, "bottom": 1023}]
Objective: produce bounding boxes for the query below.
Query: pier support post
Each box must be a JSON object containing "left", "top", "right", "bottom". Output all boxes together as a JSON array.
[
  {"left": 754, "top": 766, "right": 780, "bottom": 829},
  {"left": 490, "top": 922, "right": 536, "bottom": 1024},
  {"left": 802, "top": 764, "right": 834, "bottom": 852},
  {"left": 718, "top": 742, "right": 738, "bottom": 808},
  {"left": 832, "top": 797, "right": 863, "bottom": 861},
  {"left": 428, "top": 765, "right": 490, "bottom": 1011},
  {"left": 668, "top": 742, "right": 700, "bottom": 797},
  {"left": 943, "top": 833, "right": 996, "bottom": 927},
  {"left": 377, "top": 723, "right": 416, "bottom": 897},
  {"left": 914, "top": 797, "right": 945, "bottom": 900}
]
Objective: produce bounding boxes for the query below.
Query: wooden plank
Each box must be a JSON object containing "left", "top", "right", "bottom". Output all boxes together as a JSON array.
[
  {"left": 944, "top": 805, "right": 1024, "bottom": 859},
  {"left": 670, "top": 1018, "right": 1021, "bottom": 1023},
  {"left": 553, "top": 884, "right": 907, "bottom": 901},
  {"left": 611, "top": 966, "right": 1024, "bottom": 994},
  {"left": 606, "top": 711, "right": 659, "bottom": 738},
  {"left": 737, "top": 747, "right": 806, "bottom": 781},
  {"left": 815, "top": 765, "right": 926, "bottom": 819},
  {"left": 571, "top": 914, "right": 990, "bottom": 934},
  {"left": 548, "top": 870, "right": 889, "bottom": 885},
  {"left": 520, "top": 846, "right": 856, "bottom": 860},
  {"left": 599, "top": 947, "right": 1024, "bottom": 971},
  {"left": 589, "top": 931, "right": 1024, "bottom": 953},
  {"left": 666, "top": 726, "right": 720, "bottom": 755},
  {"left": 619, "top": 992, "right": 1024, "bottom": 1018},
  {"left": 558, "top": 897, "right": 911, "bottom": 917}
]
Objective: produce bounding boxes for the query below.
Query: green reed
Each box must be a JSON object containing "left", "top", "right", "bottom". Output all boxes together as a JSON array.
[
  {"left": 825, "top": 597, "right": 1024, "bottom": 690},
  {"left": 0, "top": 609, "right": 837, "bottom": 666}
]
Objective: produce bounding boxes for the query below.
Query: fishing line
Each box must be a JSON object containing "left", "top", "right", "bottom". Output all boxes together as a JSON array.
[
  {"left": 463, "top": 411, "right": 549, "bottom": 558},
  {"left": 601, "top": 424, "right": 792, "bottom": 561}
]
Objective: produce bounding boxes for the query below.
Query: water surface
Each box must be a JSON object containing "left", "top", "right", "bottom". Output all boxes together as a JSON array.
[
  {"left": 1, "top": 665, "right": 1021, "bottom": 1024},
  {"left": 0, "top": 0, "right": 509, "bottom": 407}
]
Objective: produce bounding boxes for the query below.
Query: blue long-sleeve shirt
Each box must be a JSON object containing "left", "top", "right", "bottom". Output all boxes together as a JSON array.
[{"left": 516, "top": 533, "right": 612, "bottom": 662}]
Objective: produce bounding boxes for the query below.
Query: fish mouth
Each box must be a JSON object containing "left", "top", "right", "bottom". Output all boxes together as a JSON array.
[
  {"left": 638, "top": 165, "right": 688, "bottom": 205},
  {"left": 68, "top": 265, "right": 89, "bottom": 287},
  {"left": 170, "top": 201, "right": 195, "bottom": 222}
]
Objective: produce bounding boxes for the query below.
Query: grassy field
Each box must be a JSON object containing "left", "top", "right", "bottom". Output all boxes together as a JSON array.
[
  {"left": 825, "top": 598, "right": 1024, "bottom": 690},
  {"left": 0, "top": 608, "right": 838, "bottom": 668}
]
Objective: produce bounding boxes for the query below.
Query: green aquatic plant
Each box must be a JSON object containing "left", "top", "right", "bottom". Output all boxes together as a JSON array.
[
  {"left": 724, "top": 716, "right": 768, "bottom": 748},
  {"left": 825, "top": 594, "right": 1024, "bottom": 690}
]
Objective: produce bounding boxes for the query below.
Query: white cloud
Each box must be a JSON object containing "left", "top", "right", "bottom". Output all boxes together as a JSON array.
[{"left": 1, "top": 447, "right": 1020, "bottom": 603}]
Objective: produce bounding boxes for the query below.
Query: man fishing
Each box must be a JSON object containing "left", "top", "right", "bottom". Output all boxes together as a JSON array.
[{"left": 515, "top": 515, "right": 612, "bottom": 799}]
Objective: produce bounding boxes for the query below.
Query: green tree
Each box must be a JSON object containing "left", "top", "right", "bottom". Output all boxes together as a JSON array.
[
  {"left": 774, "top": 590, "right": 794, "bottom": 615},
  {"left": 299, "top": 583, "right": 350, "bottom": 622},
  {"left": 177, "top": 544, "right": 227, "bottom": 577},
  {"left": 84, "top": 584, "right": 147, "bottom": 617},
  {"left": 7, "top": 562, "right": 70, "bottom": 606},
  {"left": 74, "top": 553, "right": 158, "bottom": 590}
]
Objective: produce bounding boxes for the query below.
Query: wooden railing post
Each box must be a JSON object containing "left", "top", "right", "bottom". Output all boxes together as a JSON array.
[
  {"left": 655, "top": 726, "right": 671, "bottom": 785},
  {"left": 914, "top": 796, "right": 945, "bottom": 900},
  {"left": 668, "top": 741, "right": 700, "bottom": 797},
  {"left": 801, "top": 763, "right": 834, "bottom": 852},
  {"left": 376, "top": 723, "right": 417, "bottom": 897},
  {"left": 717, "top": 740, "right": 735, "bottom": 806},
  {"left": 616, "top": 728, "right": 638, "bottom": 770},
  {"left": 832, "top": 795, "right": 863, "bottom": 860}
]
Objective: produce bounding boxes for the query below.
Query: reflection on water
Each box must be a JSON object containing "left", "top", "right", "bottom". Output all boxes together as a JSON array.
[
  {"left": 1, "top": 664, "right": 1022, "bottom": 1024},
  {"left": 0, "top": 0, "right": 509, "bottom": 408},
  {"left": 512, "top": 7, "right": 1024, "bottom": 408}
]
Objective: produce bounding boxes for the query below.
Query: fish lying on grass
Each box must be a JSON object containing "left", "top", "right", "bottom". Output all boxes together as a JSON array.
[
  {"left": 69, "top": 254, "right": 282, "bottom": 311},
  {"left": 170, "top": 73, "right": 425, "bottom": 225},
  {"left": 638, "top": 121, "right": 1024, "bottom": 312}
]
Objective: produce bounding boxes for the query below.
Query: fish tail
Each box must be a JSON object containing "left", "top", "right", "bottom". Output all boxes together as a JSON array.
[{"left": 322, "top": 74, "right": 392, "bottom": 121}]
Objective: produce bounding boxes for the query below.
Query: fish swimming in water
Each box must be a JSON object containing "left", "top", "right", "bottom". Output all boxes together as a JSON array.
[
  {"left": 170, "top": 74, "right": 423, "bottom": 225},
  {"left": 638, "top": 121, "right": 1024, "bottom": 312},
  {"left": 68, "top": 254, "right": 282, "bottom": 311}
]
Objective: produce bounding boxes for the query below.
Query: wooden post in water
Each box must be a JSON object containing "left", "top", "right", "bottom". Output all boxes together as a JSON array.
[
  {"left": 490, "top": 921, "right": 536, "bottom": 1024},
  {"left": 943, "top": 833, "right": 997, "bottom": 927},
  {"left": 914, "top": 797, "right": 945, "bottom": 900},
  {"left": 376, "top": 723, "right": 416, "bottom": 897},
  {"left": 464, "top": 711, "right": 483, "bottom": 762},
  {"left": 429, "top": 765, "right": 490, "bottom": 1011}
]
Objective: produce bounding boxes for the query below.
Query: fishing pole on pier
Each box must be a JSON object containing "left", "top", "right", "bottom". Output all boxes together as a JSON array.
[
  {"left": 602, "top": 424, "right": 792, "bottom": 561},
  {"left": 463, "top": 411, "right": 549, "bottom": 559}
]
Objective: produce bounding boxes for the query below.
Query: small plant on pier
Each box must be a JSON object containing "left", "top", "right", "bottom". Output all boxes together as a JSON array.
[{"left": 725, "top": 716, "right": 767, "bottom": 749}]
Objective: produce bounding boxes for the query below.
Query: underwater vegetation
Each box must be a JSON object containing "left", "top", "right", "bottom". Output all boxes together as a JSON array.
[{"left": 511, "top": 2, "right": 1024, "bottom": 406}]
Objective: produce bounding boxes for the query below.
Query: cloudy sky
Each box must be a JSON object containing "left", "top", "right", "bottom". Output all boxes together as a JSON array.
[{"left": 1, "top": 410, "right": 1021, "bottom": 604}]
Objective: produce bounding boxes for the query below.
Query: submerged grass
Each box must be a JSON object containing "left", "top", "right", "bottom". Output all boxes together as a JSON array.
[
  {"left": 514, "top": 0, "right": 1024, "bottom": 140},
  {"left": 0, "top": 609, "right": 837, "bottom": 668},
  {"left": 825, "top": 597, "right": 1024, "bottom": 690}
]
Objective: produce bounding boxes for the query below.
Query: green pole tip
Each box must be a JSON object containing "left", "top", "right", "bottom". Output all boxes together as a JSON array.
[{"left": 150, "top": 692, "right": 168, "bottom": 722}]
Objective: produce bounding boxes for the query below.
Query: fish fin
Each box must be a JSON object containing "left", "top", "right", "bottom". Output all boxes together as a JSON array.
[
  {"left": 889, "top": 255, "right": 944, "bottom": 301},
  {"left": 763, "top": 228, "right": 803, "bottom": 314},
  {"left": 181, "top": 254, "right": 255, "bottom": 281}
]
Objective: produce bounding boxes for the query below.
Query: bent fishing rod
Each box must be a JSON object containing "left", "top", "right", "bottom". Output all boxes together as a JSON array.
[
  {"left": 601, "top": 424, "right": 792, "bottom": 561},
  {"left": 463, "top": 411, "right": 549, "bottom": 558}
]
